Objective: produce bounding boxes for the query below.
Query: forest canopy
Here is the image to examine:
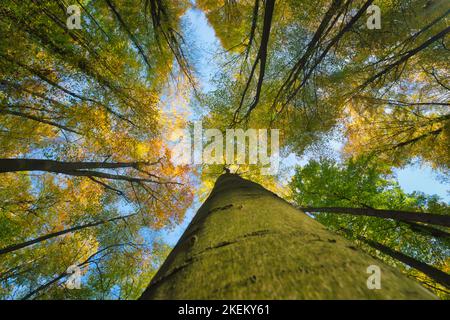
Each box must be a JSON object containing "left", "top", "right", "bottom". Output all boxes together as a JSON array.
[{"left": 0, "top": 0, "right": 448, "bottom": 299}]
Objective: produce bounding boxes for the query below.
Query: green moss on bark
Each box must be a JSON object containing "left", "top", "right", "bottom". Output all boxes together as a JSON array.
[{"left": 140, "top": 174, "right": 436, "bottom": 299}]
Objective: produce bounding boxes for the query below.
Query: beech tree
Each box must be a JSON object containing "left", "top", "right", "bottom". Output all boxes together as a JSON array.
[{"left": 140, "top": 173, "right": 436, "bottom": 299}]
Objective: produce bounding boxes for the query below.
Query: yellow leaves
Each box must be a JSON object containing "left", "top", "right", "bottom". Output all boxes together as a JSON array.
[
  {"left": 134, "top": 142, "right": 151, "bottom": 160},
  {"left": 443, "top": 258, "right": 450, "bottom": 274},
  {"left": 198, "top": 178, "right": 215, "bottom": 201},
  {"left": 71, "top": 232, "right": 99, "bottom": 266},
  {"left": 35, "top": 49, "right": 47, "bottom": 61},
  {"left": 54, "top": 210, "right": 69, "bottom": 233},
  {"left": 0, "top": 0, "right": 200, "bottom": 299},
  {"left": 0, "top": 114, "right": 57, "bottom": 157},
  {"left": 344, "top": 99, "right": 450, "bottom": 170},
  {"left": 408, "top": 261, "right": 450, "bottom": 299},
  {"left": 0, "top": 173, "right": 32, "bottom": 226},
  {"left": 63, "top": 177, "right": 104, "bottom": 210}
]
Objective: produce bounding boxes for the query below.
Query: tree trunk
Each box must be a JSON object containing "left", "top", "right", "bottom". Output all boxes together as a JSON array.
[
  {"left": 403, "top": 221, "right": 449, "bottom": 239},
  {"left": 0, "top": 158, "right": 141, "bottom": 173},
  {"left": 301, "top": 207, "right": 450, "bottom": 239},
  {"left": 0, "top": 214, "right": 135, "bottom": 255},
  {"left": 0, "top": 158, "right": 163, "bottom": 183},
  {"left": 21, "top": 243, "right": 127, "bottom": 300},
  {"left": 0, "top": 108, "right": 81, "bottom": 134},
  {"left": 300, "top": 207, "right": 450, "bottom": 227},
  {"left": 140, "top": 173, "right": 435, "bottom": 299},
  {"left": 354, "top": 234, "right": 450, "bottom": 289}
]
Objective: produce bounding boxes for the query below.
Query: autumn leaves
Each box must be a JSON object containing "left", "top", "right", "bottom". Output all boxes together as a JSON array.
[{"left": 0, "top": 0, "right": 193, "bottom": 299}]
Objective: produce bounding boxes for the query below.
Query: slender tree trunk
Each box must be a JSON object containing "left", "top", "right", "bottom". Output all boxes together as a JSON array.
[
  {"left": 0, "top": 214, "right": 135, "bottom": 255},
  {"left": 21, "top": 243, "right": 127, "bottom": 300},
  {"left": 302, "top": 207, "right": 450, "bottom": 239},
  {"left": 300, "top": 207, "right": 450, "bottom": 227},
  {"left": 353, "top": 234, "right": 450, "bottom": 289},
  {"left": 140, "top": 173, "right": 435, "bottom": 299},
  {"left": 0, "top": 108, "right": 81, "bottom": 134},
  {"left": 0, "top": 158, "right": 164, "bottom": 184},
  {"left": 402, "top": 221, "right": 449, "bottom": 239},
  {"left": 0, "top": 158, "right": 142, "bottom": 173}
]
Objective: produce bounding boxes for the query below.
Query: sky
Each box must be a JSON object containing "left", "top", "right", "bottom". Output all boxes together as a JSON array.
[{"left": 157, "top": 4, "right": 449, "bottom": 247}]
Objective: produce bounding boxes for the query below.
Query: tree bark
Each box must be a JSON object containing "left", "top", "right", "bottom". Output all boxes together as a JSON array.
[
  {"left": 0, "top": 158, "right": 141, "bottom": 173},
  {"left": 0, "top": 158, "right": 167, "bottom": 184},
  {"left": 140, "top": 173, "right": 435, "bottom": 299},
  {"left": 354, "top": 234, "right": 450, "bottom": 289},
  {"left": 402, "top": 221, "right": 450, "bottom": 239},
  {"left": 300, "top": 207, "right": 450, "bottom": 227}
]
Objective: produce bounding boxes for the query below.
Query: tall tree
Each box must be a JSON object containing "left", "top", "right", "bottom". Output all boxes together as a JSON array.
[{"left": 140, "top": 173, "right": 435, "bottom": 299}]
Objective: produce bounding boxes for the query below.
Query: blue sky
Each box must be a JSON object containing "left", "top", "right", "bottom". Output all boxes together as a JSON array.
[
  {"left": 395, "top": 165, "right": 448, "bottom": 199},
  {"left": 157, "top": 4, "right": 449, "bottom": 247}
]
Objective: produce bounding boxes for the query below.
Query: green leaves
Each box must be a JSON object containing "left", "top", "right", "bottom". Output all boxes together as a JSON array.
[{"left": 290, "top": 156, "right": 450, "bottom": 298}]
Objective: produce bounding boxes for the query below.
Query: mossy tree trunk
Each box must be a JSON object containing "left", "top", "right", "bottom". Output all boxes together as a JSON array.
[{"left": 140, "top": 173, "right": 435, "bottom": 299}]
